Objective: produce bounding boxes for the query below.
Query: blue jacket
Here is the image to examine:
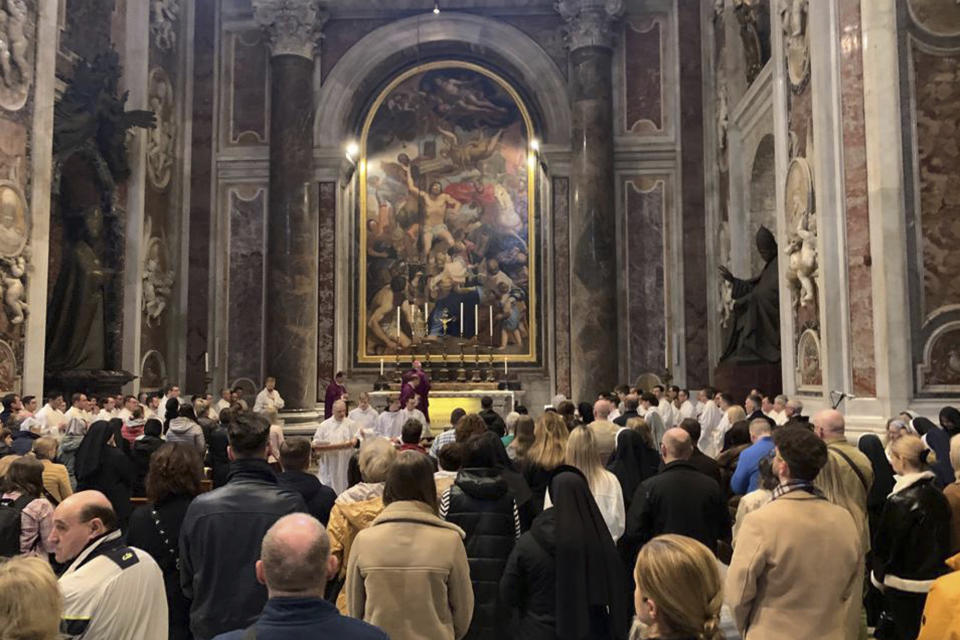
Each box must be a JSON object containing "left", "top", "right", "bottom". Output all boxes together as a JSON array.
[
  {"left": 730, "top": 436, "right": 774, "bottom": 494},
  {"left": 212, "top": 597, "right": 387, "bottom": 640}
]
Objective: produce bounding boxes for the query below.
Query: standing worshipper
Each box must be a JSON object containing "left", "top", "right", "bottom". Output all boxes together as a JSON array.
[
  {"left": 374, "top": 395, "right": 404, "bottom": 440},
  {"left": 74, "top": 421, "right": 136, "bottom": 530},
  {"left": 60, "top": 417, "right": 87, "bottom": 489},
  {"left": 253, "top": 377, "right": 285, "bottom": 414},
  {"left": 872, "top": 435, "right": 952, "bottom": 640},
  {"left": 324, "top": 372, "right": 348, "bottom": 419},
  {"left": 606, "top": 424, "right": 660, "bottom": 512},
  {"left": 500, "top": 467, "right": 629, "bottom": 640},
  {"left": 312, "top": 400, "right": 359, "bottom": 494},
  {"left": 697, "top": 389, "right": 723, "bottom": 458},
  {"left": 404, "top": 360, "right": 432, "bottom": 423},
  {"left": 399, "top": 394, "right": 428, "bottom": 440},
  {"left": 348, "top": 392, "right": 379, "bottom": 436}
]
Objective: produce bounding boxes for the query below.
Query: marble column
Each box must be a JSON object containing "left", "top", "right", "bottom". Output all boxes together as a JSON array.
[
  {"left": 557, "top": 0, "right": 623, "bottom": 400},
  {"left": 253, "top": 0, "right": 325, "bottom": 413}
]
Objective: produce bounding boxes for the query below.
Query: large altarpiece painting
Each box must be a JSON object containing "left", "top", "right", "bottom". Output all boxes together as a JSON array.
[{"left": 357, "top": 62, "right": 538, "bottom": 363}]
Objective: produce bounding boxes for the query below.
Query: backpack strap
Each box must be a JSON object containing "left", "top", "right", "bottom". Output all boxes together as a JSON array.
[{"left": 830, "top": 446, "right": 871, "bottom": 495}]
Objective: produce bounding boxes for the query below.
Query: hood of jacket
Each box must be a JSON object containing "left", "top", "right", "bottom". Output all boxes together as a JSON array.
[
  {"left": 334, "top": 481, "right": 385, "bottom": 528},
  {"left": 167, "top": 416, "right": 199, "bottom": 434},
  {"left": 529, "top": 507, "right": 556, "bottom": 554},
  {"left": 60, "top": 434, "right": 83, "bottom": 453},
  {"left": 455, "top": 467, "right": 509, "bottom": 500},
  {"left": 372, "top": 500, "right": 466, "bottom": 538}
]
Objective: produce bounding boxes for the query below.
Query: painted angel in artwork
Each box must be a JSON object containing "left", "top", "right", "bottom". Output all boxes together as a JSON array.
[{"left": 437, "top": 126, "right": 504, "bottom": 174}]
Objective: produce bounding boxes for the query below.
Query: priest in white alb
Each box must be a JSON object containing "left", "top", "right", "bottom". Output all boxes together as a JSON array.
[
  {"left": 253, "top": 377, "right": 285, "bottom": 414},
  {"left": 348, "top": 391, "right": 379, "bottom": 436},
  {"left": 311, "top": 400, "right": 358, "bottom": 495}
]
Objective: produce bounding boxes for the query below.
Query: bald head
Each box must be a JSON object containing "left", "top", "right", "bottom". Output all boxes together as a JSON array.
[
  {"left": 332, "top": 400, "right": 347, "bottom": 420},
  {"left": 593, "top": 399, "right": 612, "bottom": 420},
  {"left": 257, "top": 514, "right": 335, "bottom": 597},
  {"left": 50, "top": 491, "right": 117, "bottom": 563},
  {"left": 812, "top": 409, "right": 845, "bottom": 440},
  {"left": 661, "top": 427, "right": 693, "bottom": 462}
]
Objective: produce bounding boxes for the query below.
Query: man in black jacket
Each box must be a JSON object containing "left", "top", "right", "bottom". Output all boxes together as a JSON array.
[
  {"left": 613, "top": 394, "right": 641, "bottom": 427},
  {"left": 676, "top": 418, "right": 722, "bottom": 486},
  {"left": 624, "top": 428, "right": 730, "bottom": 558},
  {"left": 278, "top": 437, "right": 337, "bottom": 525},
  {"left": 179, "top": 411, "right": 306, "bottom": 640},
  {"left": 478, "top": 396, "right": 506, "bottom": 437}
]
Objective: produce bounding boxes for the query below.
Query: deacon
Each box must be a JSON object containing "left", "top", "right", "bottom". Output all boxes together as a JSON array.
[{"left": 311, "top": 400, "right": 358, "bottom": 495}]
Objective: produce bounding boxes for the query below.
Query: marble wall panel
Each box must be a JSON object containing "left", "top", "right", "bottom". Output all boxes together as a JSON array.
[
  {"left": 186, "top": 0, "right": 216, "bottom": 392},
  {"left": 228, "top": 29, "right": 268, "bottom": 146},
  {"left": 552, "top": 177, "right": 570, "bottom": 398},
  {"left": 623, "top": 15, "right": 663, "bottom": 134},
  {"left": 498, "top": 15, "right": 568, "bottom": 80},
  {"left": 625, "top": 176, "right": 666, "bottom": 384},
  {"left": 679, "top": 2, "right": 708, "bottom": 389},
  {"left": 227, "top": 187, "right": 265, "bottom": 386},
  {"left": 838, "top": 0, "right": 876, "bottom": 397},
  {"left": 317, "top": 181, "right": 336, "bottom": 400},
  {"left": 914, "top": 46, "right": 960, "bottom": 321}
]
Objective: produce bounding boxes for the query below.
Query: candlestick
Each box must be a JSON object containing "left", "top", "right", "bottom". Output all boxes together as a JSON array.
[
  {"left": 474, "top": 303, "right": 478, "bottom": 337},
  {"left": 489, "top": 306, "right": 493, "bottom": 338},
  {"left": 459, "top": 302, "right": 464, "bottom": 336}
]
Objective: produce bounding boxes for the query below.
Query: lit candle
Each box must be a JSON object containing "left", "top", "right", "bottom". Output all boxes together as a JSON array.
[
  {"left": 504, "top": 358, "right": 508, "bottom": 375},
  {"left": 489, "top": 306, "right": 493, "bottom": 338},
  {"left": 379, "top": 358, "right": 384, "bottom": 375},
  {"left": 424, "top": 302, "right": 428, "bottom": 322},
  {"left": 460, "top": 302, "right": 464, "bottom": 336},
  {"left": 204, "top": 352, "right": 209, "bottom": 373},
  {"left": 474, "top": 304, "right": 478, "bottom": 337},
  {"left": 396, "top": 306, "right": 401, "bottom": 338}
]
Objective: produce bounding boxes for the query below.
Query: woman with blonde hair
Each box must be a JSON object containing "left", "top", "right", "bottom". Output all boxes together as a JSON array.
[
  {"left": 507, "top": 414, "right": 535, "bottom": 462},
  {"left": 31, "top": 436, "right": 72, "bottom": 503},
  {"left": 872, "top": 435, "right": 952, "bottom": 640},
  {"left": 633, "top": 534, "right": 724, "bottom": 640},
  {"left": 522, "top": 411, "right": 569, "bottom": 513},
  {"left": 0, "top": 555, "right": 62, "bottom": 640},
  {"left": 546, "top": 426, "right": 624, "bottom": 540},
  {"left": 327, "top": 437, "right": 397, "bottom": 613}
]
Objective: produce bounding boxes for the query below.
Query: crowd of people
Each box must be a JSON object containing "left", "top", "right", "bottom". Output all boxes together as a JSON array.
[{"left": 2, "top": 379, "right": 960, "bottom": 640}]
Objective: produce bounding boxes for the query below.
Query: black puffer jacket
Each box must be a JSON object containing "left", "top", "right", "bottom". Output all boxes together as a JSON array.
[
  {"left": 441, "top": 468, "right": 519, "bottom": 640},
  {"left": 278, "top": 469, "right": 337, "bottom": 525},
  {"left": 872, "top": 472, "right": 952, "bottom": 590},
  {"left": 500, "top": 508, "right": 557, "bottom": 640},
  {"left": 131, "top": 434, "right": 164, "bottom": 497}
]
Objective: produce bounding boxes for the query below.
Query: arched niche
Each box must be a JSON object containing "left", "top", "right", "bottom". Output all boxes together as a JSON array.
[
  {"left": 748, "top": 133, "right": 776, "bottom": 273},
  {"left": 314, "top": 12, "right": 571, "bottom": 150}
]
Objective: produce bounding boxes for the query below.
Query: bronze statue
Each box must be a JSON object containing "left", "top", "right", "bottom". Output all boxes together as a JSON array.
[
  {"left": 719, "top": 226, "right": 781, "bottom": 364},
  {"left": 46, "top": 51, "right": 155, "bottom": 372}
]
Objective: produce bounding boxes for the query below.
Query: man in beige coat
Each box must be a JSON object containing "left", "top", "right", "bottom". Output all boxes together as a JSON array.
[
  {"left": 589, "top": 399, "right": 620, "bottom": 462},
  {"left": 726, "top": 426, "right": 861, "bottom": 640},
  {"left": 812, "top": 409, "right": 874, "bottom": 640}
]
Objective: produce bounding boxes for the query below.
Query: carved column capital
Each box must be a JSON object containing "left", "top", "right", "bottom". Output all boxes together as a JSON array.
[
  {"left": 252, "top": 0, "right": 328, "bottom": 59},
  {"left": 555, "top": 0, "right": 625, "bottom": 51}
]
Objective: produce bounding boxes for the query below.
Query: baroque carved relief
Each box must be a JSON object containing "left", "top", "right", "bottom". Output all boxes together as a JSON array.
[
  {"left": 147, "top": 67, "right": 175, "bottom": 191},
  {"left": 142, "top": 217, "right": 174, "bottom": 328},
  {"left": 717, "top": 220, "right": 734, "bottom": 329},
  {"left": 796, "top": 328, "right": 822, "bottom": 389},
  {"left": 780, "top": 0, "right": 809, "bottom": 92},
  {"left": 0, "top": 337, "right": 16, "bottom": 391},
  {"left": 0, "top": 0, "right": 33, "bottom": 112},
  {"left": 734, "top": 0, "right": 764, "bottom": 85},
  {"left": 150, "top": 0, "right": 181, "bottom": 52},
  {"left": 140, "top": 349, "right": 166, "bottom": 390},
  {"left": 917, "top": 323, "right": 960, "bottom": 392},
  {"left": 784, "top": 157, "right": 817, "bottom": 309}
]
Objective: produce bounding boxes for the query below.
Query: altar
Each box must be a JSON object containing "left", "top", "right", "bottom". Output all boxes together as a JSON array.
[{"left": 368, "top": 388, "right": 522, "bottom": 433}]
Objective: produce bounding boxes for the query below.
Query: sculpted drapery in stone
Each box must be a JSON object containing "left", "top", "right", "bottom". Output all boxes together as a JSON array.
[
  {"left": 46, "top": 52, "right": 155, "bottom": 372},
  {"left": 719, "top": 226, "right": 781, "bottom": 364}
]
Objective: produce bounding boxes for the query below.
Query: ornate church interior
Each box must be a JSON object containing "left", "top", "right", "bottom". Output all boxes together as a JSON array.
[
  {"left": 2, "top": 0, "right": 959, "bottom": 431},
  {"left": 7, "top": 2, "right": 960, "bottom": 640}
]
